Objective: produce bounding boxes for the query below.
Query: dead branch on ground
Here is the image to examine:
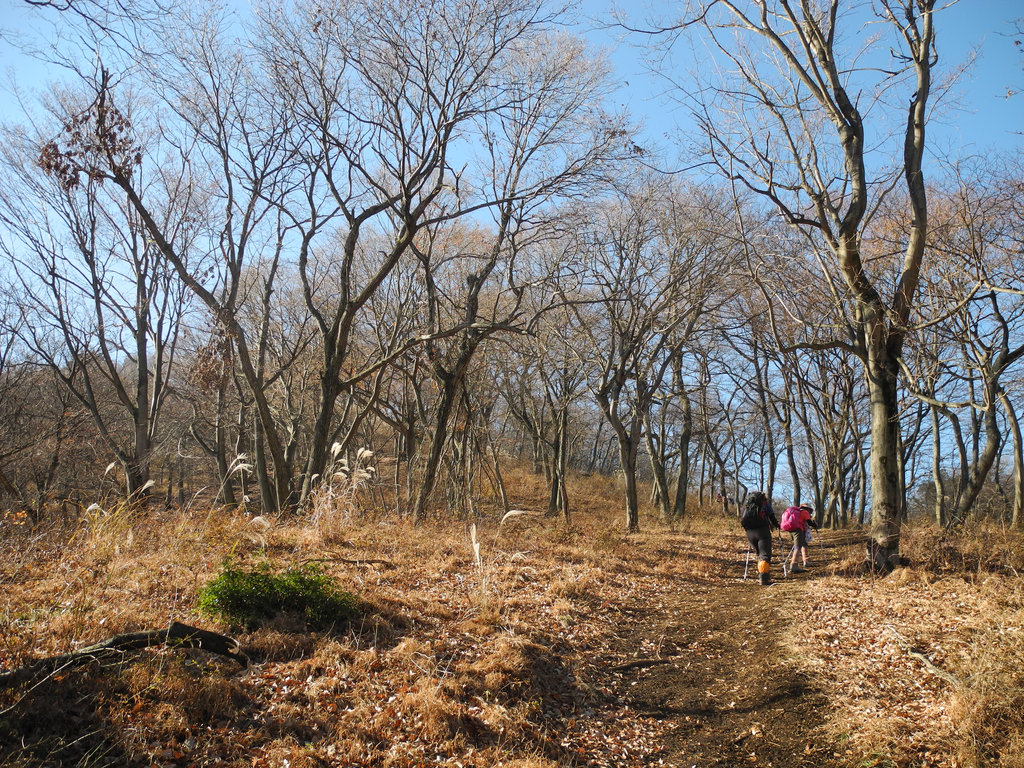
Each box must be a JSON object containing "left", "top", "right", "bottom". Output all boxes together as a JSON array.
[{"left": 0, "top": 621, "right": 247, "bottom": 690}]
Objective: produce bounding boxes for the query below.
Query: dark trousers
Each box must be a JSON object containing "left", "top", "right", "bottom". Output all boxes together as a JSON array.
[{"left": 746, "top": 526, "right": 773, "bottom": 562}]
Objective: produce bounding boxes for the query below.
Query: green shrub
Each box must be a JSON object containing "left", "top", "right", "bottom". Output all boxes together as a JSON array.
[{"left": 197, "top": 561, "right": 360, "bottom": 631}]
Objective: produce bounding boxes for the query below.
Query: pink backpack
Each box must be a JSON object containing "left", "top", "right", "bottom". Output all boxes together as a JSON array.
[{"left": 780, "top": 506, "right": 801, "bottom": 532}]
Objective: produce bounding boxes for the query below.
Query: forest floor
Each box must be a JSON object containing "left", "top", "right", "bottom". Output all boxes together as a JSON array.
[
  {"left": 0, "top": 479, "right": 1021, "bottom": 768},
  {"left": 605, "top": 544, "right": 836, "bottom": 768}
]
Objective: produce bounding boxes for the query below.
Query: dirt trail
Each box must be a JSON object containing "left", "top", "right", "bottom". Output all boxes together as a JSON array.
[{"left": 598, "top": 538, "right": 846, "bottom": 768}]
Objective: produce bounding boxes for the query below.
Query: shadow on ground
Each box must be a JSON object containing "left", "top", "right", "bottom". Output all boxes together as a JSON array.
[{"left": 594, "top": 535, "right": 846, "bottom": 768}]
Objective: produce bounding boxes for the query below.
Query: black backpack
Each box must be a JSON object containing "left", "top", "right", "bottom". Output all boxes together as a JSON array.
[{"left": 741, "top": 493, "right": 767, "bottom": 530}]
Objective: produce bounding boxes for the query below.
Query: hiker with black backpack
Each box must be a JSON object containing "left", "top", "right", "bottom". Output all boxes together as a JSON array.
[{"left": 740, "top": 491, "right": 781, "bottom": 586}]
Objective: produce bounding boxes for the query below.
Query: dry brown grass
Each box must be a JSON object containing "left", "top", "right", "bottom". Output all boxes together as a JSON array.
[
  {"left": 793, "top": 524, "right": 1024, "bottom": 768},
  {"left": 900, "top": 519, "right": 1024, "bottom": 577},
  {"left": 0, "top": 477, "right": 1021, "bottom": 768},
  {"left": 1, "top": 491, "right": 620, "bottom": 765}
]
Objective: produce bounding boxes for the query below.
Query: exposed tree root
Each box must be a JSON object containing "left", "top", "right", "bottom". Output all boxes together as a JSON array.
[{"left": 0, "top": 621, "right": 247, "bottom": 690}]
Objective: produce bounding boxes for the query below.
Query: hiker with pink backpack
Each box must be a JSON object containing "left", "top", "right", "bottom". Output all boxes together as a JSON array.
[{"left": 780, "top": 503, "right": 819, "bottom": 573}]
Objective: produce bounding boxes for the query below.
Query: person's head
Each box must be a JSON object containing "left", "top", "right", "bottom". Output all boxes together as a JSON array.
[{"left": 799, "top": 503, "right": 812, "bottom": 513}]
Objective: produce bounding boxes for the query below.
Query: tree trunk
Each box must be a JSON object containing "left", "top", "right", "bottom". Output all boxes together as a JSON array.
[
  {"left": 487, "top": 440, "right": 511, "bottom": 516},
  {"left": 672, "top": 386, "right": 693, "bottom": 520},
  {"left": 545, "top": 408, "right": 570, "bottom": 520},
  {"left": 782, "top": 401, "right": 801, "bottom": 507},
  {"left": 546, "top": 451, "right": 561, "bottom": 518},
  {"left": 0, "top": 622, "right": 246, "bottom": 690},
  {"left": 865, "top": 337, "right": 905, "bottom": 571},
  {"left": 999, "top": 390, "right": 1024, "bottom": 529},
  {"left": 931, "top": 406, "right": 945, "bottom": 526},
  {"left": 413, "top": 377, "right": 459, "bottom": 524},
  {"left": 947, "top": 388, "right": 1002, "bottom": 529},
  {"left": 131, "top": 297, "right": 152, "bottom": 501},
  {"left": 856, "top": 447, "right": 868, "bottom": 527},
  {"left": 697, "top": 441, "right": 709, "bottom": 507},
  {"left": 619, "top": 436, "right": 640, "bottom": 533},
  {"left": 560, "top": 410, "right": 571, "bottom": 521},
  {"left": 297, "top": 371, "right": 342, "bottom": 509},
  {"left": 215, "top": 382, "right": 237, "bottom": 507},
  {"left": 253, "top": 414, "right": 276, "bottom": 514},
  {"left": 587, "top": 419, "right": 605, "bottom": 475},
  {"left": 643, "top": 411, "right": 672, "bottom": 522}
]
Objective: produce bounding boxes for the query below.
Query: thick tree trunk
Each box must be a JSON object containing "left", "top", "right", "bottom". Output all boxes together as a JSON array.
[
  {"left": 619, "top": 436, "right": 640, "bottom": 533},
  {"left": 124, "top": 456, "right": 149, "bottom": 500},
  {"left": 545, "top": 409, "right": 570, "bottom": 520},
  {"left": 865, "top": 341, "right": 905, "bottom": 572},
  {"left": 253, "top": 415, "right": 277, "bottom": 514},
  {"left": 546, "top": 452, "right": 561, "bottom": 517},
  {"left": 298, "top": 372, "right": 342, "bottom": 509}
]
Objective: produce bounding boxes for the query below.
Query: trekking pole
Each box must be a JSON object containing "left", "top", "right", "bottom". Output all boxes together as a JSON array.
[
  {"left": 744, "top": 543, "right": 752, "bottom": 579},
  {"left": 777, "top": 528, "right": 788, "bottom": 578},
  {"left": 817, "top": 529, "right": 826, "bottom": 565}
]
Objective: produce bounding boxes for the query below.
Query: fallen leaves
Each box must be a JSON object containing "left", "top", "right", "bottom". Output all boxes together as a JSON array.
[
  {"left": 2, "top": 511, "right": 1021, "bottom": 768},
  {"left": 792, "top": 572, "right": 1024, "bottom": 767}
]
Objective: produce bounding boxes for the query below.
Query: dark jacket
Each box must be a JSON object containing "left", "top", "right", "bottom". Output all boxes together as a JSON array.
[{"left": 742, "top": 495, "right": 780, "bottom": 530}]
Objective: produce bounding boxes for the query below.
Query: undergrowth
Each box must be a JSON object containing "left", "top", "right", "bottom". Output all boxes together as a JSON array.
[
  {"left": 197, "top": 561, "right": 361, "bottom": 631},
  {"left": 799, "top": 520, "right": 1024, "bottom": 768},
  {"left": 901, "top": 519, "right": 1024, "bottom": 577},
  {"left": 1, "top": 468, "right": 1021, "bottom": 768}
]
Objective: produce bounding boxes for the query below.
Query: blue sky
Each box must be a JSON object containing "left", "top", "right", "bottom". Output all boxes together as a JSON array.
[
  {"left": 584, "top": 0, "right": 1022, "bottom": 160},
  {"left": 1, "top": 0, "right": 1020, "bottom": 157},
  {"left": 919, "top": 0, "right": 1022, "bottom": 153}
]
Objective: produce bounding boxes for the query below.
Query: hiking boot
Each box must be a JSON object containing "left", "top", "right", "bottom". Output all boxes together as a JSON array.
[
  {"left": 790, "top": 566, "right": 806, "bottom": 573},
  {"left": 758, "top": 573, "right": 772, "bottom": 586}
]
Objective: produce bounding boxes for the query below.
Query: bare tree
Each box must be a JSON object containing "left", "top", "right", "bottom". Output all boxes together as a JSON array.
[
  {"left": 642, "top": 188, "right": 739, "bottom": 522},
  {"left": 500, "top": 277, "right": 591, "bottom": 521},
  {"left": 574, "top": 182, "right": 727, "bottom": 532},
  {"left": 406, "top": 26, "right": 627, "bottom": 523},
  {"left": 650, "top": 1, "right": 941, "bottom": 569},
  {"left": 1, "top": 94, "right": 189, "bottom": 498},
  {"left": 906, "top": 157, "right": 1024, "bottom": 528},
  {"left": 28, "top": 0, "right": 622, "bottom": 516}
]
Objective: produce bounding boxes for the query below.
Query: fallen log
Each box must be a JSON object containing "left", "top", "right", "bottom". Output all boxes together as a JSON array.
[{"left": 0, "top": 621, "right": 247, "bottom": 690}]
